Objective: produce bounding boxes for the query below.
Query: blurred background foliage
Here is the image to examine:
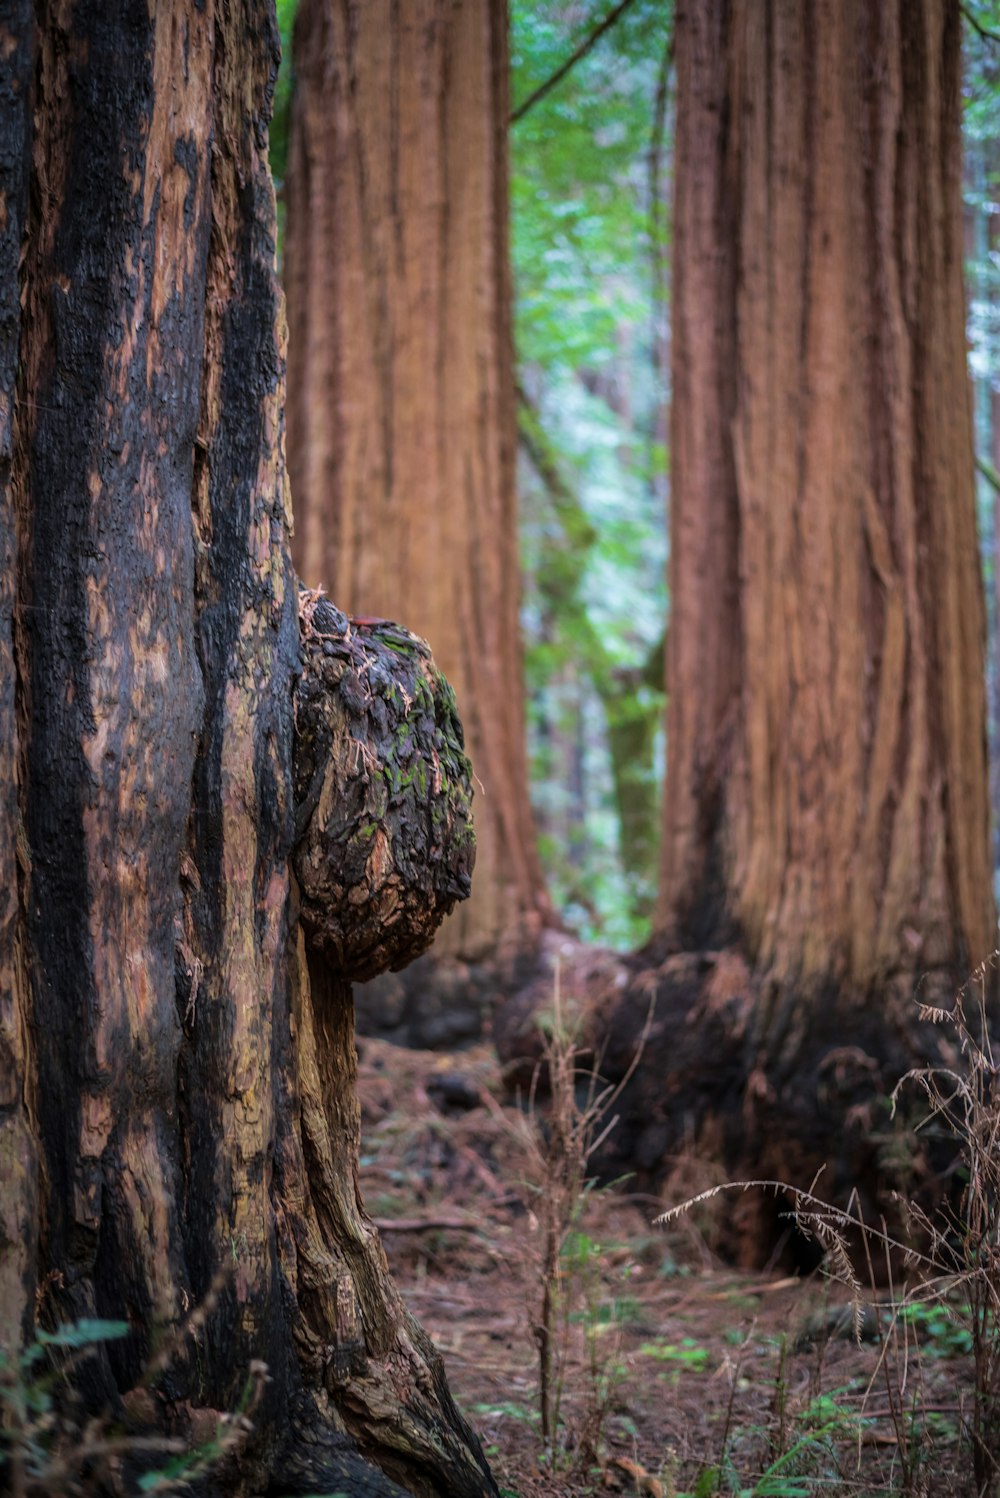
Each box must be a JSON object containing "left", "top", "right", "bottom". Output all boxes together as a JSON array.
[
  {"left": 271, "top": 0, "right": 1000, "bottom": 948},
  {"left": 511, "top": 0, "right": 670, "bottom": 947}
]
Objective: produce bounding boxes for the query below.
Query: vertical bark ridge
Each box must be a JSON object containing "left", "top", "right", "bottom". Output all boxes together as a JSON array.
[
  {"left": 660, "top": 0, "right": 742, "bottom": 944},
  {"left": 0, "top": 0, "right": 37, "bottom": 1344},
  {"left": 662, "top": 0, "right": 994, "bottom": 1003},
  {"left": 180, "top": 0, "right": 302, "bottom": 1404}
]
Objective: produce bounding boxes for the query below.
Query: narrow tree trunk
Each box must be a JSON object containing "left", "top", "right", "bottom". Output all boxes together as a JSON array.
[
  {"left": 662, "top": 0, "right": 993, "bottom": 1001},
  {"left": 285, "top": 0, "right": 550, "bottom": 971},
  {"left": 1, "top": 5, "right": 496, "bottom": 1494}
]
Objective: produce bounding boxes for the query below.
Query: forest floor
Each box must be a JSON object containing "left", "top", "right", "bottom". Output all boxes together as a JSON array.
[{"left": 357, "top": 1036, "right": 976, "bottom": 1498}]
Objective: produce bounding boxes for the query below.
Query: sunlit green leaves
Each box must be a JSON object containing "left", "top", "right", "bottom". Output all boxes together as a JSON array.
[{"left": 512, "top": 1, "right": 671, "bottom": 943}]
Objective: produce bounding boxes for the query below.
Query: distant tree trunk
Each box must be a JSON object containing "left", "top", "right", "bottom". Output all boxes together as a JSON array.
[
  {"left": 989, "top": 142, "right": 1000, "bottom": 880},
  {"left": 1, "top": 5, "right": 495, "bottom": 1495},
  {"left": 663, "top": 0, "right": 993, "bottom": 996},
  {"left": 285, "top": 0, "right": 551, "bottom": 989},
  {"left": 573, "top": 0, "right": 998, "bottom": 1259}
]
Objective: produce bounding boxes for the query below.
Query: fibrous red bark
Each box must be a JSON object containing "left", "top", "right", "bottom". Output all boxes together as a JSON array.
[
  {"left": 285, "top": 0, "right": 551, "bottom": 983},
  {"left": 498, "top": 0, "right": 997, "bottom": 1268},
  {"left": 661, "top": 0, "right": 994, "bottom": 994}
]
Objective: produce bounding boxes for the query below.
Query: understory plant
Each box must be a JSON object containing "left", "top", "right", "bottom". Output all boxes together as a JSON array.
[
  {"left": 512, "top": 960, "right": 650, "bottom": 1466},
  {"left": 0, "top": 1302, "right": 266, "bottom": 1496}
]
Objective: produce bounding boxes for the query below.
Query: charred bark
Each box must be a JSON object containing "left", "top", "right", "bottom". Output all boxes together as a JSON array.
[
  {"left": 0, "top": 0, "right": 36, "bottom": 1349},
  {"left": 1, "top": 4, "right": 496, "bottom": 1494}
]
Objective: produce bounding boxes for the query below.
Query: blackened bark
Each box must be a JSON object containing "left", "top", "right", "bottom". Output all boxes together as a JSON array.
[
  {"left": 1, "top": 4, "right": 497, "bottom": 1494},
  {"left": 0, "top": 0, "right": 36, "bottom": 1344}
]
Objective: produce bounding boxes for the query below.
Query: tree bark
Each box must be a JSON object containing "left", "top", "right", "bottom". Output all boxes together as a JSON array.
[
  {"left": 662, "top": 0, "right": 994, "bottom": 1001},
  {"left": 285, "top": 0, "right": 551, "bottom": 974},
  {"left": 545, "top": 0, "right": 998, "bottom": 1264},
  {"left": 988, "top": 140, "right": 1000, "bottom": 884},
  {"left": 0, "top": 0, "right": 37, "bottom": 1349},
  {"left": 1, "top": 4, "right": 496, "bottom": 1493}
]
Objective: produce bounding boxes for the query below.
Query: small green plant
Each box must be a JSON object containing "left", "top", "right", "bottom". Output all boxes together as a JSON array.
[
  {"left": 749, "top": 1391, "right": 861, "bottom": 1495},
  {"left": 899, "top": 1298, "right": 975, "bottom": 1359},
  {"left": 675, "top": 1389, "right": 861, "bottom": 1498},
  {"left": 472, "top": 1400, "right": 540, "bottom": 1428},
  {"left": 0, "top": 1319, "right": 129, "bottom": 1496},
  {"left": 638, "top": 1335, "right": 711, "bottom": 1371}
]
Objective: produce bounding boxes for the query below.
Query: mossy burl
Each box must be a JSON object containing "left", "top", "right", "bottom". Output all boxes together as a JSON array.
[{"left": 292, "top": 589, "right": 476, "bottom": 981}]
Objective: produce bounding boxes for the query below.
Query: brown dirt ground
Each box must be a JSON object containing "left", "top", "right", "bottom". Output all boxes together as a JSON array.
[{"left": 358, "top": 1037, "right": 976, "bottom": 1498}]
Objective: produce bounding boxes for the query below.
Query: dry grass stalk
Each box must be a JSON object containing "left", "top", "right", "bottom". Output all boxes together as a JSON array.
[
  {"left": 657, "top": 956, "right": 1000, "bottom": 1496},
  {"left": 509, "top": 958, "right": 651, "bottom": 1464}
]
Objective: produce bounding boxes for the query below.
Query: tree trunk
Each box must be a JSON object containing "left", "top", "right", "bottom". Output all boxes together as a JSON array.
[
  {"left": 662, "top": 0, "right": 993, "bottom": 998},
  {"left": 989, "top": 141, "right": 1000, "bottom": 884},
  {"left": 284, "top": 0, "right": 551, "bottom": 980},
  {"left": 1, "top": 4, "right": 496, "bottom": 1494},
  {"left": 562, "top": 0, "right": 998, "bottom": 1263}
]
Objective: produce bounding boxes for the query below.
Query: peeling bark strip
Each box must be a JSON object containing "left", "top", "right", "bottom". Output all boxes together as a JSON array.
[
  {"left": 662, "top": 0, "right": 994, "bottom": 995},
  {"left": 285, "top": 0, "right": 550, "bottom": 964},
  {"left": 2, "top": 2, "right": 496, "bottom": 1493}
]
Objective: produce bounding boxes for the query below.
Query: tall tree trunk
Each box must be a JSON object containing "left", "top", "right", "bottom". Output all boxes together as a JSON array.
[
  {"left": 988, "top": 140, "right": 1000, "bottom": 883},
  {"left": 662, "top": 0, "right": 993, "bottom": 1001},
  {"left": 285, "top": 0, "right": 550, "bottom": 976},
  {"left": 568, "top": 0, "right": 998, "bottom": 1262},
  {"left": 1, "top": 4, "right": 496, "bottom": 1494}
]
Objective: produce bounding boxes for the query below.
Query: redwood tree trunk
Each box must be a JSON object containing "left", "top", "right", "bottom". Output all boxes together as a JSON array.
[
  {"left": 662, "top": 0, "right": 994, "bottom": 1003},
  {"left": 0, "top": 5, "right": 495, "bottom": 1494},
  {"left": 577, "top": 0, "right": 998, "bottom": 1259},
  {"left": 285, "top": 0, "right": 550, "bottom": 975}
]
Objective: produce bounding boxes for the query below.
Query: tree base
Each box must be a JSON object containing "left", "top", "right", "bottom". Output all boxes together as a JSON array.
[{"left": 494, "top": 940, "right": 983, "bottom": 1269}]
